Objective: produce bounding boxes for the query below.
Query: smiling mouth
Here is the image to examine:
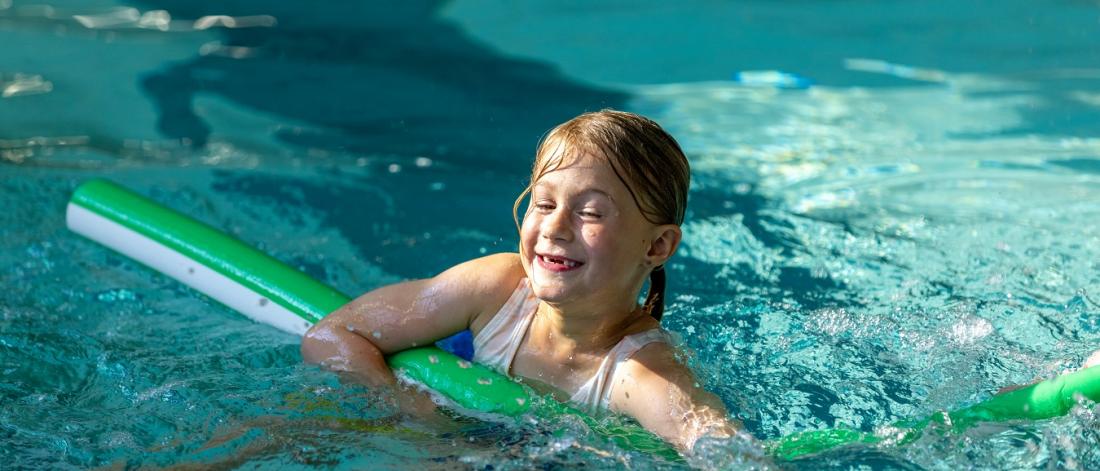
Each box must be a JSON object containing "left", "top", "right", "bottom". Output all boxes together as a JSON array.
[{"left": 537, "top": 254, "right": 584, "bottom": 271}]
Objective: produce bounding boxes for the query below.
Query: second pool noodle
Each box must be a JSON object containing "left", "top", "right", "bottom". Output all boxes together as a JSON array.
[
  {"left": 66, "top": 179, "right": 1100, "bottom": 461},
  {"left": 769, "top": 364, "right": 1100, "bottom": 459}
]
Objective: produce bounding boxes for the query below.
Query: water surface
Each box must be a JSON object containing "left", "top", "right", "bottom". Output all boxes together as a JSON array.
[{"left": 3, "top": 1, "right": 1100, "bottom": 469}]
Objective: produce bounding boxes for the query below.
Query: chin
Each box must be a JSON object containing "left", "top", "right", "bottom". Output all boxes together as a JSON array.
[{"left": 529, "top": 274, "right": 575, "bottom": 303}]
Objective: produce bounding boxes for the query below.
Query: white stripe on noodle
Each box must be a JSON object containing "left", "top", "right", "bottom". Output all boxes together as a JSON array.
[{"left": 66, "top": 203, "right": 312, "bottom": 336}]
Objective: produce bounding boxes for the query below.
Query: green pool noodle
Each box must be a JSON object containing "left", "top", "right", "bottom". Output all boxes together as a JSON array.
[
  {"left": 769, "top": 364, "right": 1100, "bottom": 460},
  {"left": 67, "top": 179, "right": 1100, "bottom": 461},
  {"left": 65, "top": 179, "right": 680, "bottom": 460}
]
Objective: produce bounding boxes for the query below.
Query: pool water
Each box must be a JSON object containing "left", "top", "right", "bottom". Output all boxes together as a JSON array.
[{"left": 3, "top": 0, "right": 1100, "bottom": 469}]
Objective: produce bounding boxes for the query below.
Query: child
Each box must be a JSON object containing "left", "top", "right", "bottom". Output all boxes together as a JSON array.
[{"left": 301, "top": 110, "right": 740, "bottom": 451}]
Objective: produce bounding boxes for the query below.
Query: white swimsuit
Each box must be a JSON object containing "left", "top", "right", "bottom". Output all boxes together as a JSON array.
[{"left": 472, "top": 278, "right": 669, "bottom": 412}]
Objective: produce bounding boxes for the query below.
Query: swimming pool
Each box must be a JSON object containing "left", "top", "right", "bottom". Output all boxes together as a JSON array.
[{"left": 3, "top": 0, "right": 1100, "bottom": 468}]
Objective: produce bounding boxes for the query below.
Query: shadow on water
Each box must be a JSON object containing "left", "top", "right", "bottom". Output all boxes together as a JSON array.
[
  {"left": 121, "top": 1, "right": 871, "bottom": 332},
  {"left": 130, "top": 1, "right": 858, "bottom": 341},
  {"left": 208, "top": 166, "right": 523, "bottom": 281},
  {"left": 115, "top": 0, "right": 629, "bottom": 279},
  {"left": 131, "top": 0, "right": 626, "bottom": 172}
]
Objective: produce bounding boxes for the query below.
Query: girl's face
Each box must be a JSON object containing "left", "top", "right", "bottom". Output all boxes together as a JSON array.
[{"left": 520, "top": 149, "right": 667, "bottom": 311}]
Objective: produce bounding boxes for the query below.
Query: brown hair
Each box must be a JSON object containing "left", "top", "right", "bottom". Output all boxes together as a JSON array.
[{"left": 513, "top": 109, "right": 690, "bottom": 321}]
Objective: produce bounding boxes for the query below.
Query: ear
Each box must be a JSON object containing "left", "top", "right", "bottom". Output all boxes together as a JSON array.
[{"left": 645, "top": 224, "right": 682, "bottom": 267}]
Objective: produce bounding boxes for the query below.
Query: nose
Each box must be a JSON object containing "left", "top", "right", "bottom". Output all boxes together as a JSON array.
[{"left": 540, "top": 208, "right": 573, "bottom": 242}]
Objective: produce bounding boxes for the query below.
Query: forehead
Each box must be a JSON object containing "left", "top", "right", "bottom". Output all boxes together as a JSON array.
[
  {"left": 536, "top": 137, "right": 611, "bottom": 177},
  {"left": 532, "top": 151, "right": 623, "bottom": 194}
]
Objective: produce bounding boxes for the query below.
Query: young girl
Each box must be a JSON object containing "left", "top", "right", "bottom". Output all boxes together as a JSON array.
[{"left": 301, "top": 110, "right": 740, "bottom": 451}]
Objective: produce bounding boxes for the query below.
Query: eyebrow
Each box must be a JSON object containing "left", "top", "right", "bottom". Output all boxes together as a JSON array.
[{"left": 532, "top": 182, "right": 615, "bottom": 203}]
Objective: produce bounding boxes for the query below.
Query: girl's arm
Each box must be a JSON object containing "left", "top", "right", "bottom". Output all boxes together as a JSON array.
[
  {"left": 300, "top": 253, "right": 522, "bottom": 387},
  {"left": 609, "top": 343, "right": 745, "bottom": 452}
]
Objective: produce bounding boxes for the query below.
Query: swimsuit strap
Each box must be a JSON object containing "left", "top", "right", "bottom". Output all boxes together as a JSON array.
[{"left": 472, "top": 278, "right": 538, "bottom": 375}]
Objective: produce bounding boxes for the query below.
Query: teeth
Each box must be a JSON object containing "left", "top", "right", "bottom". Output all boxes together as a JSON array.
[{"left": 541, "top": 255, "right": 579, "bottom": 268}]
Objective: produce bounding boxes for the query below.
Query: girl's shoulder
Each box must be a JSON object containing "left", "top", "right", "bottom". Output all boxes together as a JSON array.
[
  {"left": 441, "top": 252, "right": 526, "bottom": 331},
  {"left": 459, "top": 252, "right": 525, "bottom": 290}
]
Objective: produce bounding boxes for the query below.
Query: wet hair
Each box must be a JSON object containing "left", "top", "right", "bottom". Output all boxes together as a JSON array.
[{"left": 513, "top": 109, "right": 690, "bottom": 321}]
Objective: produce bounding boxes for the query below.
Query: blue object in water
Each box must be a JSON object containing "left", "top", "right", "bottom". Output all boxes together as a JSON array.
[
  {"left": 733, "top": 70, "right": 813, "bottom": 89},
  {"left": 435, "top": 329, "right": 474, "bottom": 361}
]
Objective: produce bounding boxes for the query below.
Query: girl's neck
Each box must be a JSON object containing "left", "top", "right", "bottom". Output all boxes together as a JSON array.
[{"left": 530, "top": 300, "right": 654, "bottom": 356}]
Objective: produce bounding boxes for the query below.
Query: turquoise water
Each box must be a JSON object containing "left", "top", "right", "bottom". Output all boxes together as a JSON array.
[{"left": 3, "top": 0, "right": 1100, "bottom": 468}]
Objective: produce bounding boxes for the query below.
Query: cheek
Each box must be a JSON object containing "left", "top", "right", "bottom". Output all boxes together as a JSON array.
[
  {"left": 520, "top": 217, "right": 539, "bottom": 247},
  {"left": 584, "top": 226, "right": 640, "bottom": 266},
  {"left": 580, "top": 225, "right": 601, "bottom": 244},
  {"left": 581, "top": 227, "right": 616, "bottom": 261}
]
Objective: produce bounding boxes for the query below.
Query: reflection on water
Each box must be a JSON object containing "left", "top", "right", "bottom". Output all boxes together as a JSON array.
[{"left": 0, "top": 73, "right": 52, "bottom": 97}]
